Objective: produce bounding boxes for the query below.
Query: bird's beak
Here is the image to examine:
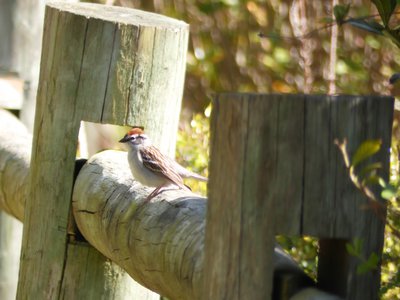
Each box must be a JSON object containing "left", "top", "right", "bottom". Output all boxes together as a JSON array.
[{"left": 119, "top": 135, "right": 130, "bottom": 143}]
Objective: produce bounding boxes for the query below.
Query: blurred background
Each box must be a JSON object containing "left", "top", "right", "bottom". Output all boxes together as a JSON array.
[{"left": 1, "top": 0, "right": 400, "bottom": 298}]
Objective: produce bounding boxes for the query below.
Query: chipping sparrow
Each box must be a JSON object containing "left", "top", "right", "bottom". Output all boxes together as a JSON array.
[{"left": 119, "top": 127, "right": 207, "bottom": 201}]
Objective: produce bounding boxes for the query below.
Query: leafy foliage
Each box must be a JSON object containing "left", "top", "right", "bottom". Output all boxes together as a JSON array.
[
  {"left": 351, "top": 139, "right": 382, "bottom": 167},
  {"left": 332, "top": 2, "right": 400, "bottom": 297},
  {"left": 334, "top": 4, "right": 351, "bottom": 24},
  {"left": 343, "top": 0, "right": 400, "bottom": 49},
  {"left": 371, "top": 0, "right": 396, "bottom": 26},
  {"left": 346, "top": 238, "right": 380, "bottom": 275},
  {"left": 335, "top": 135, "right": 400, "bottom": 298},
  {"left": 276, "top": 235, "right": 319, "bottom": 279},
  {"left": 175, "top": 105, "right": 210, "bottom": 196}
]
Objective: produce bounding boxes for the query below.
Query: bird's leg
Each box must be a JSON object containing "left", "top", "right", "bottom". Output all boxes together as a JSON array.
[
  {"left": 144, "top": 183, "right": 192, "bottom": 203},
  {"left": 144, "top": 185, "right": 166, "bottom": 202}
]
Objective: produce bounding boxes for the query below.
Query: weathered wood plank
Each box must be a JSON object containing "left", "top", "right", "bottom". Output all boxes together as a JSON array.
[
  {"left": 303, "top": 95, "right": 393, "bottom": 236},
  {"left": 302, "top": 95, "right": 337, "bottom": 235},
  {"left": 265, "top": 94, "right": 304, "bottom": 235},
  {"left": 205, "top": 93, "right": 306, "bottom": 299},
  {"left": 100, "top": 23, "right": 139, "bottom": 125},
  {"left": 18, "top": 7, "right": 88, "bottom": 299},
  {"left": 204, "top": 94, "right": 247, "bottom": 299},
  {"left": 207, "top": 93, "right": 393, "bottom": 300},
  {"left": 75, "top": 18, "right": 116, "bottom": 122},
  {"left": 343, "top": 96, "right": 392, "bottom": 300},
  {"left": 303, "top": 95, "right": 393, "bottom": 299},
  {"left": 239, "top": 94, "right": 276, "bottom": 299},
  {"left": 17, "top": 2, "right": 188, "bottom": 299}
]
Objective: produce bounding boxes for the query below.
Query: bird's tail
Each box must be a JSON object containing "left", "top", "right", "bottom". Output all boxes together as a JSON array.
[
  {"left": 187, "top": 172, "right": 208, "bottom": 182},
  {"left": 173, "top": 161, "right": 208, "bottom": 182}
]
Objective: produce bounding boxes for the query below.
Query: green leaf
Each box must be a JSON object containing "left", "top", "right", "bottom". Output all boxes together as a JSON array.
[
  {"left": 351, "top": 139, "right": 382, "bottom": 168},
  {"left": 381, "top": 185, "right": 397, "bottom": 200},
  {"left": 371, "top": 0, "right": 397, "bottom": 26},
  {"left": 357, "top": 253, "right": 379, "bottom": 274},
  {"left": 346, "top": 238, "right": 363, "bottom": 257},
  {"left": 347, "top": 19, "right": 384, "bottom": 35},
  {"left": 362, "top": 174, "right": 381, "bottom": 186},
  {"left": 346, "top": 243, "right": 358, "bottom": 256},
  {"left": 379, "top": 177, "right": 387, "bottom": 187},
  {"left": 334, "top": 4, "right": 350, "bottom": 24},
  {"left": 366, "top": 252, "right": 380, "bottom": 269},
  {"left": 357, "top": 262, "right": 372, "bottom": 274},
  {"left": 359, "top": 162, "right": 382, "bottom": 179},
  {"left": 354, "top": 238, "right": 363, "bottom": 254}
]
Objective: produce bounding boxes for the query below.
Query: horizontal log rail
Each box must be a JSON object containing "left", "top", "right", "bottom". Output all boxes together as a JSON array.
[{"left": 0, "top": 109, "right": 324, "bottom": 299}]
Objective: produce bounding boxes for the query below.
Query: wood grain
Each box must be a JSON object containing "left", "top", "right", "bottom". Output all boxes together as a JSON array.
[
  {"left": 17, "top": 2, "right": 188, "bottom": 299},
  {"left": 206, "top": 93, "right": 394, "bottom": 300}
]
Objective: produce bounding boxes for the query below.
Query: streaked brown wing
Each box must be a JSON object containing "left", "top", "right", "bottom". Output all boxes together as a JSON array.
[{"left": 140, "top": 146, "right": 186, "bottom": 188}]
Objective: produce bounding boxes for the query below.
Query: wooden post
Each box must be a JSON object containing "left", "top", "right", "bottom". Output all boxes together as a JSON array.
[
  {"left": 17, "top": 2, "right": 188, "bottom": 299},
  {"left": 205, "top": 93, "right": 393, "bottom": 300}
]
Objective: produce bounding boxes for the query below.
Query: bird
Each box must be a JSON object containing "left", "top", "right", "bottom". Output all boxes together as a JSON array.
[{"left": 119, "top": 127, "right": 207, "bottom": 201}]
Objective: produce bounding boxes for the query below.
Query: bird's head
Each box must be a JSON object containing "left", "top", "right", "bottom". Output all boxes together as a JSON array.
[{"left": 119, "top": 126, "right": 151, "bottom": 149}]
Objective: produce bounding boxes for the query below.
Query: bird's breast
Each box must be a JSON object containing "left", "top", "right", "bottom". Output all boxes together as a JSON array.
[{"left": 127, "top": 150, "right": 167, "bottom": 187}]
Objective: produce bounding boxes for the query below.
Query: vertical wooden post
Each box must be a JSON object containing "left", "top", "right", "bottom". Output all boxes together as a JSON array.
[
  {"left": 205, "top": 94, "right": 305, "bottom": 299},
  {"left": 205, "top": 93, "right": 393, "bottom": 300},
  {"left": 17, "top": 2, "right": 188, "bottom": 299}
]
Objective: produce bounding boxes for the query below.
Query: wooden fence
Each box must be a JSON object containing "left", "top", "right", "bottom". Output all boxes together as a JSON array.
[
  {"left": 205, "top": 93, "right": 393, "bottom": 300},
  {"left": 1, "top": 108, "right": 316, "bottom": 299},
  {"left": 0, "top": 2, "right": 395, "bottom": 300}
]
